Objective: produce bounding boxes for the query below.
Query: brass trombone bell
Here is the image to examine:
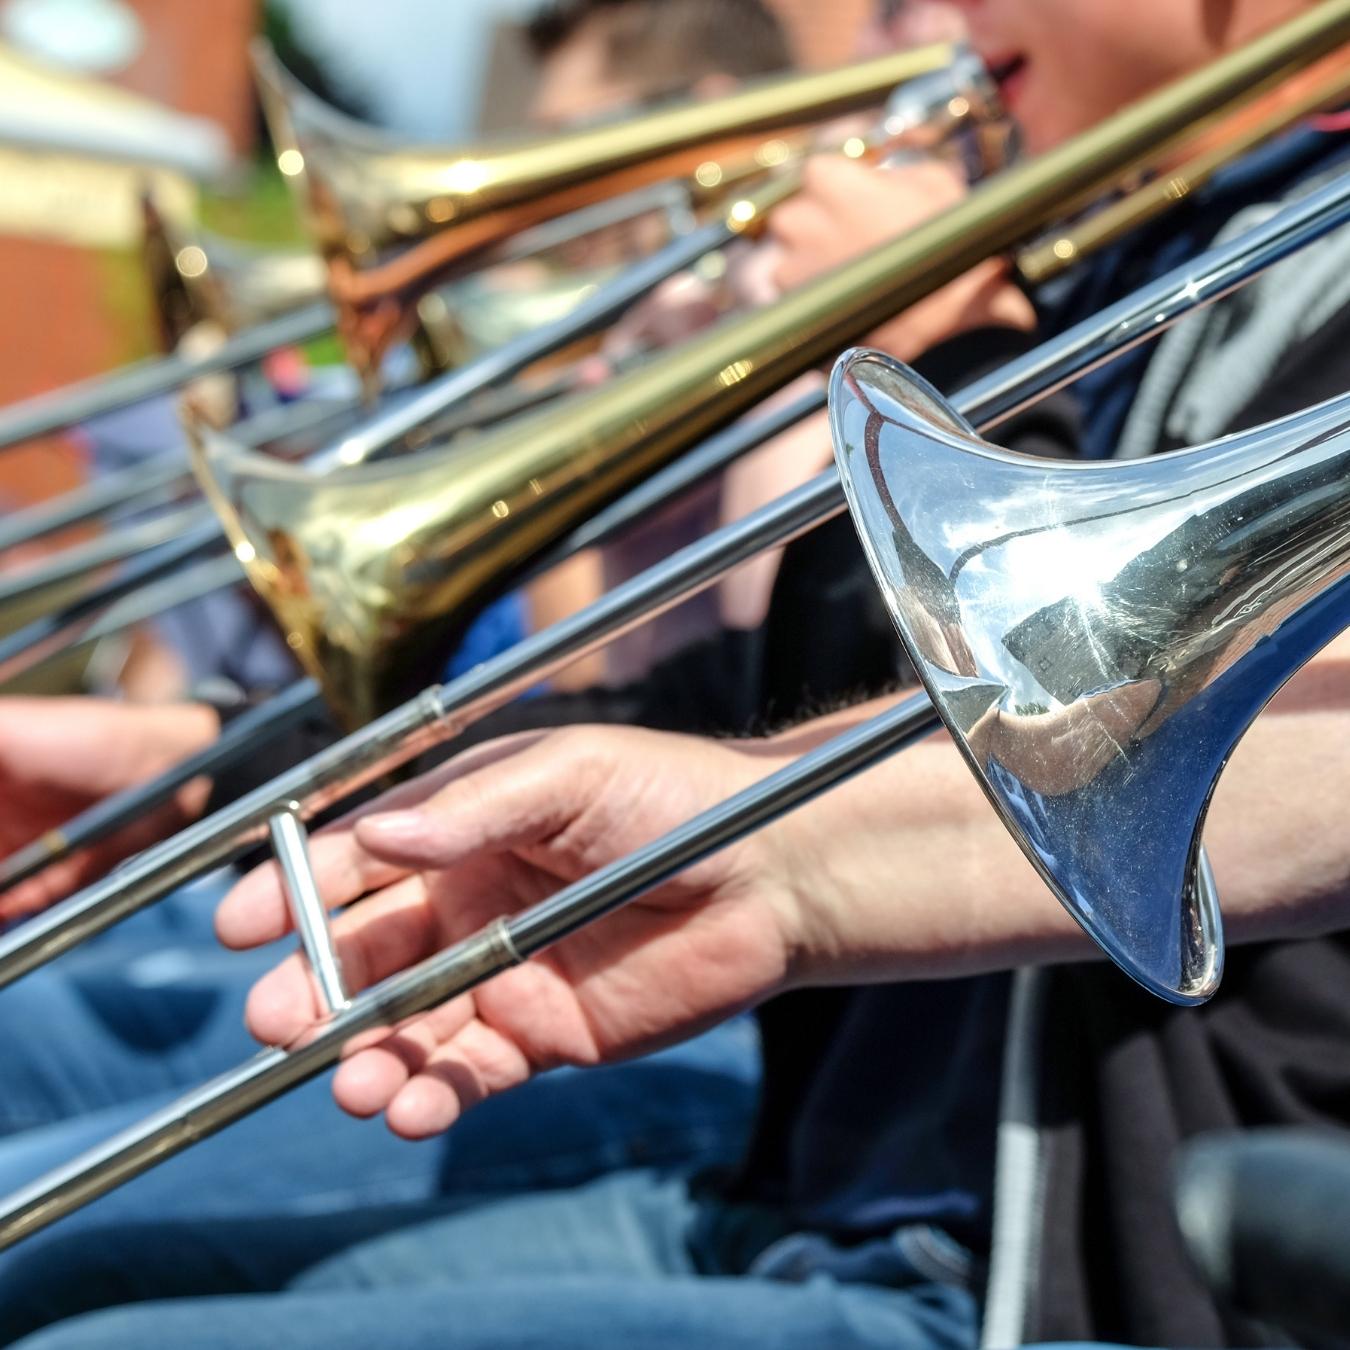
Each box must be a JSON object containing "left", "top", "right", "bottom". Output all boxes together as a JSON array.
[{"left": 251, "top": 39, "right": 956, "bottom": 387}]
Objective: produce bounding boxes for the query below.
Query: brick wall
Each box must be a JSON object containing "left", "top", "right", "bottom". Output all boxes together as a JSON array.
[
  {"left": 114, "top": 0, "right": 258, "bottom": 155},
  {"left": 0, "top": 1, "right": 258, "bottom": 509}
]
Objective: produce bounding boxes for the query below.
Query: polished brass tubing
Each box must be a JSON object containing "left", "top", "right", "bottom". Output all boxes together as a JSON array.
[
  {"left": 1020, "top": 50, "right": 1350, "bottom": 284},
  {"left": 204, "top": 3, "right": 1350, "bottom": 728}
]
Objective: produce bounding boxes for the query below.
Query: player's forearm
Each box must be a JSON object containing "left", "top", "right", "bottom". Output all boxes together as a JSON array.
[{"left": 772, "top": 634, "right": 1350, "bottom": 988}]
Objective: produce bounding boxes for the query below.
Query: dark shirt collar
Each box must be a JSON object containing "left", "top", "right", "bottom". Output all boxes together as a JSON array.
[{"left": 1039, "top": 124, "right": 1350, "bottom": 459}]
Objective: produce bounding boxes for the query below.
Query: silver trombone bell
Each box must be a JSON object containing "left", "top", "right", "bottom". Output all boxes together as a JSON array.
[{"left": 831, "top": 349, "right": 1350, "bottom": 1004}]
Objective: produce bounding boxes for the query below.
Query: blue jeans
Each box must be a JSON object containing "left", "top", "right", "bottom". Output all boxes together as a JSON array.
[
  {"left": 0, "top": 877, "right": 759, "bottom": 1232},
  {"left": 2, "top": 1169, "right": 979, "bottom": 1348}
]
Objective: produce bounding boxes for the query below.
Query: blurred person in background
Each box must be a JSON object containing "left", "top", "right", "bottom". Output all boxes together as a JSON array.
[{"left": 519, "top": 0, "right": 795, "bottom": 685}]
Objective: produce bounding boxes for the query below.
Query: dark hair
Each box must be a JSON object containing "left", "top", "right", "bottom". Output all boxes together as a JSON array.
[{"left": 526, "top": 0, "right": 792, "bottom": 84}]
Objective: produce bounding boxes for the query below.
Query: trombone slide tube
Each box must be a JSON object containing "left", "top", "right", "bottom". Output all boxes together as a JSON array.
[
  {"left": 0, "top": 691, "right": 940, "bottom": 1252},
  {"left": 0, "top": 301, "right": 335, "bottom": 453},
  {"left": 480, "top": 181, "right": 694, "bottom": 269},
  {"left": 0, "top": 459, "right": 193, "bottom": 557},
  {"left": 0, "top": 505, "right": 208, "bottom": 610},
  {"left": 537, "top": 387, "right": 823, "bottom": 564},
  {"left": 0, "top": 555, "right": 244, "bottom": 698},
  {"left": 0, "top": 378, "right": 820, "bottom": 899},
  {"left": 0, "top": 516, "right": 228, "bottom": 685},
  {"left": 3, "top": 169, "right": 1348, "bottom": 985}
]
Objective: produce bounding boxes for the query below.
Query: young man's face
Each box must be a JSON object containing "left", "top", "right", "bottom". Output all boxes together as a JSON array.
[{"left": 949, "top": 0, "right": 1311, "bottom": 154}]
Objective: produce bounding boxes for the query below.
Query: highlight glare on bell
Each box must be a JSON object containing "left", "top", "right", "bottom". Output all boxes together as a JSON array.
[{"left": 830, "top": 350, "right": 1350, "bottom": 1004}]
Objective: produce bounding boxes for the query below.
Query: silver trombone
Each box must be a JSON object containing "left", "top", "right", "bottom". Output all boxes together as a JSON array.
[{"left": 0, "top": 167, "right": 1349, "bottom": 1250}]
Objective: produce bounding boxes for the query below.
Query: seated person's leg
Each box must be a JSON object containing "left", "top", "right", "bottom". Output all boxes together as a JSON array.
[
  {"left": 0, "top": 880, "right": 277, "bottom": 1134},
  {"left": 0, "top": 1023, "right": 757, "bottom": 1237},
  {"left": 0, "top": 1168, "right": 701, "bottom": 1343},
  {"left": 14, "top": 1274, "right": 976, "bottom": 1350},
  {"left": 2, "top": 1170, "right": 978, "bottom": 1350}
]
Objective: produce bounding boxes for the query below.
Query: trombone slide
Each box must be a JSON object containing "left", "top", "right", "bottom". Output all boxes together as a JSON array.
[
  {"left": 5, "top": 82, "right": 1350, "bottom": 1246},
  {"left": 5, "top": 165, "right": 1350, "bottom": 988}
]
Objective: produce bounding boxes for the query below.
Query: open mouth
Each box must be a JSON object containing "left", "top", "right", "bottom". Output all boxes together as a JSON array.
[
  {"left": 989, "top": 53, "right": 1028, "bottom": 87},
  {"left": 987, "top": 53, "right": 1029, "bottom": 103}
]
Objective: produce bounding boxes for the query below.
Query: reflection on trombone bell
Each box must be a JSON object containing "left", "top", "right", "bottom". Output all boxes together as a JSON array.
[{"left": 832, "top": 350, "right": 1350, "bottom": 1002}]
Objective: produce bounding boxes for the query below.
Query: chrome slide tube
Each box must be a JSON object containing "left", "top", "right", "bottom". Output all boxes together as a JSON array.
[
  {"left": 0, "top": 302, "right": 336, "bottom": 453},
  {"left": 0, "top": 397, "right": 813, "bottom": 893},
  {"left": 2, "top": 170, "right": 1344, "bottom": 986},
  {"left": 0, "top": 690, "right": 938, "bottom": 1252}
]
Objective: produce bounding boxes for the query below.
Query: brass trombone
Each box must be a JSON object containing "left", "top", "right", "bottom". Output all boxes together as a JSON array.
[
  {"left": 0, "top": 42, "right": 951, "bottom": 456},
  {"left": 191, "top": 4, "right": 1350, "bottom": 728},
  {"left": 255, "top": 39, "right": 957, "bottom": 389},
  {"left": 0, "top": 48, "right": 998, "bottom": 687}
]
